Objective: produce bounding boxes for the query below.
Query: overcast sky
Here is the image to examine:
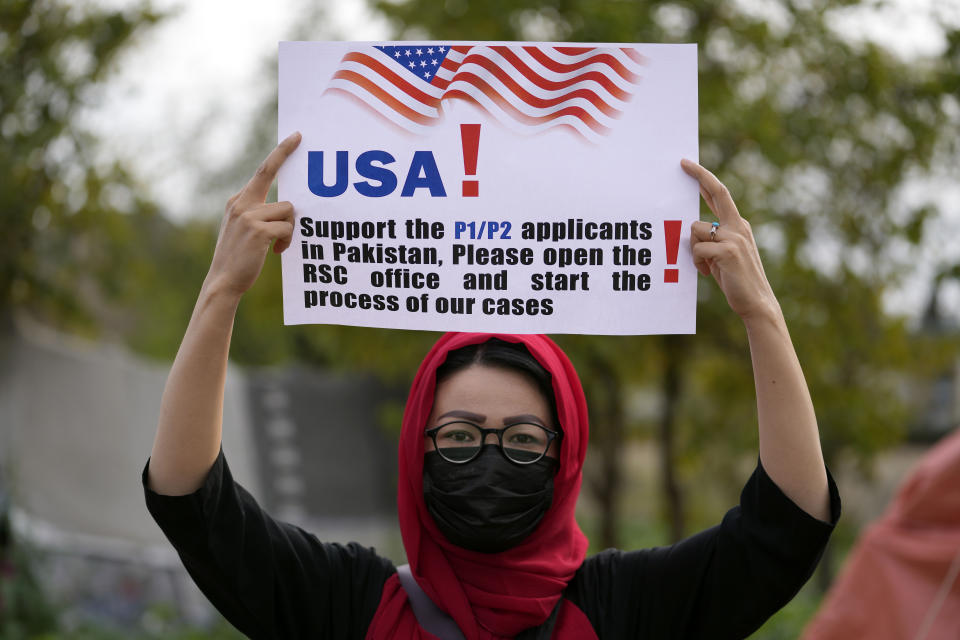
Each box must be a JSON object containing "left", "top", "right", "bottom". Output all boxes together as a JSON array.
[{"left": 80, "top": 0, "right": 959, "bottom": 318}]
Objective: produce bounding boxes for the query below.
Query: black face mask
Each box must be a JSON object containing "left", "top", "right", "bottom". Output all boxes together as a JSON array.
[{"left": 423, "top": 445, "right": 557, "bottom": 553}]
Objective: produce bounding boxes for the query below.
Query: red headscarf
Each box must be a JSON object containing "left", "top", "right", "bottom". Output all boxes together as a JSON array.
[{"left": 365, "top": 333, "right": 597, "bottom": 639}]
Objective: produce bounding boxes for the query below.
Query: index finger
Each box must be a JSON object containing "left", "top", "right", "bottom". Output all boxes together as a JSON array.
[
  {"left": 239, "top": 131, "right": 302, "bottom": 204},
  {"left": 680, "top": 158, "right": 740, "bottom": 224}
]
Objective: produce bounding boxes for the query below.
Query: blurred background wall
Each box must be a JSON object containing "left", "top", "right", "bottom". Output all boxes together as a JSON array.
[{"left": 0, "top": 318, "right": 401, "bottom": 635}]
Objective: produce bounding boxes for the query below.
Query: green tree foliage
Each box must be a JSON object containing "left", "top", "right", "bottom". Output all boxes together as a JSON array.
[
  {"left": 178, "top": 0, "right": 959, "bottom": 561},
  {"left": 0, "top": 0, "right": 166, "bottom": 337},
  {"left": 0, "top": 510, "right": 58, "bottom": 639},
  {"left": 209, "top": 0, "right": 960, "bottom": 555},
  {"left": 352, "top": 0, "right": 960, "bottom": 549}
]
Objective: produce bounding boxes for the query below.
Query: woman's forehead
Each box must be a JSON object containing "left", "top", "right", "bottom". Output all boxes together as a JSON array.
[{"left": 428, "top": 365, "right": 552, "bottom": 424}]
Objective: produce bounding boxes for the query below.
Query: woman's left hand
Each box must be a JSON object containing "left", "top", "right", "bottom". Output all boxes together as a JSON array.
[
  {"left": 681, "top": 159, "right": 779, "bottom": 322},
  {"left": 683, "top": 159, "right": 831, "bottom": 522}
]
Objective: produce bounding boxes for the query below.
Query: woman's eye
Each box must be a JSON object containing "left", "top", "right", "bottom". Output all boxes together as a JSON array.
[
  {"left": 442, "top": 430, "right": 474, "bottom": 442},
  {"left": 506, "top": 427, "right": 547, "bottom": 447}
]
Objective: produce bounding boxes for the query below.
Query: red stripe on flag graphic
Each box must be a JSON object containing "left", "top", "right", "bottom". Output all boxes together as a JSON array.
[{"left": 324, "top": 44, "right": 643, "bottom": 141}]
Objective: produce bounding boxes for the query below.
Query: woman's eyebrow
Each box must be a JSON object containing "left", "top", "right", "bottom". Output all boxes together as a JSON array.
[
  {"left": 437, "top": 410, "right": 486, "bottom": 422},
  {"left": 503, "top": 414, "right": 547, "bottom": 426}
]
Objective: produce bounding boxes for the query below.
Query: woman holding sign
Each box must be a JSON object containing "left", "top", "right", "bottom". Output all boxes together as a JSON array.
[{"left": 144, "top": 133, "right": 838, "bottom": 639}]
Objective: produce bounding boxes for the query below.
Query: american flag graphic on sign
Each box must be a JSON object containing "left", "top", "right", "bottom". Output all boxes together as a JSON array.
[{"left": 324, "top": 44, "right": 645, "bottom": 143}]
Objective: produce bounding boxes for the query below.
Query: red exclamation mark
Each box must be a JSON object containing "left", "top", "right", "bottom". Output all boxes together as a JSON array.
[
  {"left": 664, "top": 220, "right": 681, "bottom": 283},
  {"left": 461, "top": 123, "right": 480, "bottom": 197}
]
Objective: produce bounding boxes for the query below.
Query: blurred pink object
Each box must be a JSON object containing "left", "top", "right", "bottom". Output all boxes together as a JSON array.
[{"left": 803, "top": 428, "right": 960, "bottom": 640}]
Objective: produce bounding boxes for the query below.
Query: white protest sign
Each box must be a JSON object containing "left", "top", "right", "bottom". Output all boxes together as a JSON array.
[{"left": 278, "top": 41, "right": 698, "bottom": 335}]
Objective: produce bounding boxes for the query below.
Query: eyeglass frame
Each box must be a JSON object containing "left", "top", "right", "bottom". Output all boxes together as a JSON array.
[{"left": 424, "top": 420, "right": 562, "bottom": 465}]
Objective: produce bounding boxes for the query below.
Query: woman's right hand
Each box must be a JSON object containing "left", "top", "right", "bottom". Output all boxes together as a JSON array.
[
  {"left": 205, "top": 131, "right": 302, "bottom": 298},
  {"left": 149, "top": 132, "right": 302, "bottom": 496}
]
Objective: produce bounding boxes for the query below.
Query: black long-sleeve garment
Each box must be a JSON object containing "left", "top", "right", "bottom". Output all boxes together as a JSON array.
[{"left": 144, "top": 452, "right": 840, "bottom": 639}]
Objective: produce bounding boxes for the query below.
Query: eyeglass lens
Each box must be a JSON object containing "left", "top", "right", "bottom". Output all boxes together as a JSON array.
[{"left": 434, "top": 422, "right": 551, "bottom": 463}]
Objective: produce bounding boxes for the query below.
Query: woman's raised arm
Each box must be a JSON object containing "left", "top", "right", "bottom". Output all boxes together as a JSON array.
[
  {"left": 147, "top": 133, "right": 301, "bottom": 496},
  {"left": 681, "top": 159, "right": 830, "bottom": 522}
]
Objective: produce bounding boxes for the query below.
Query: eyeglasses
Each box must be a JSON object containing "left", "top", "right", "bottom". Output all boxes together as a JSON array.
[{"left": 425, "top": 421, "right": 561, "bottom": 465}]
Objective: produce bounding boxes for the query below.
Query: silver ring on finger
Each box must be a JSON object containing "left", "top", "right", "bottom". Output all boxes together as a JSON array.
[{"left": 710, "top": 221, "right": 720, "bottom": 242}]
